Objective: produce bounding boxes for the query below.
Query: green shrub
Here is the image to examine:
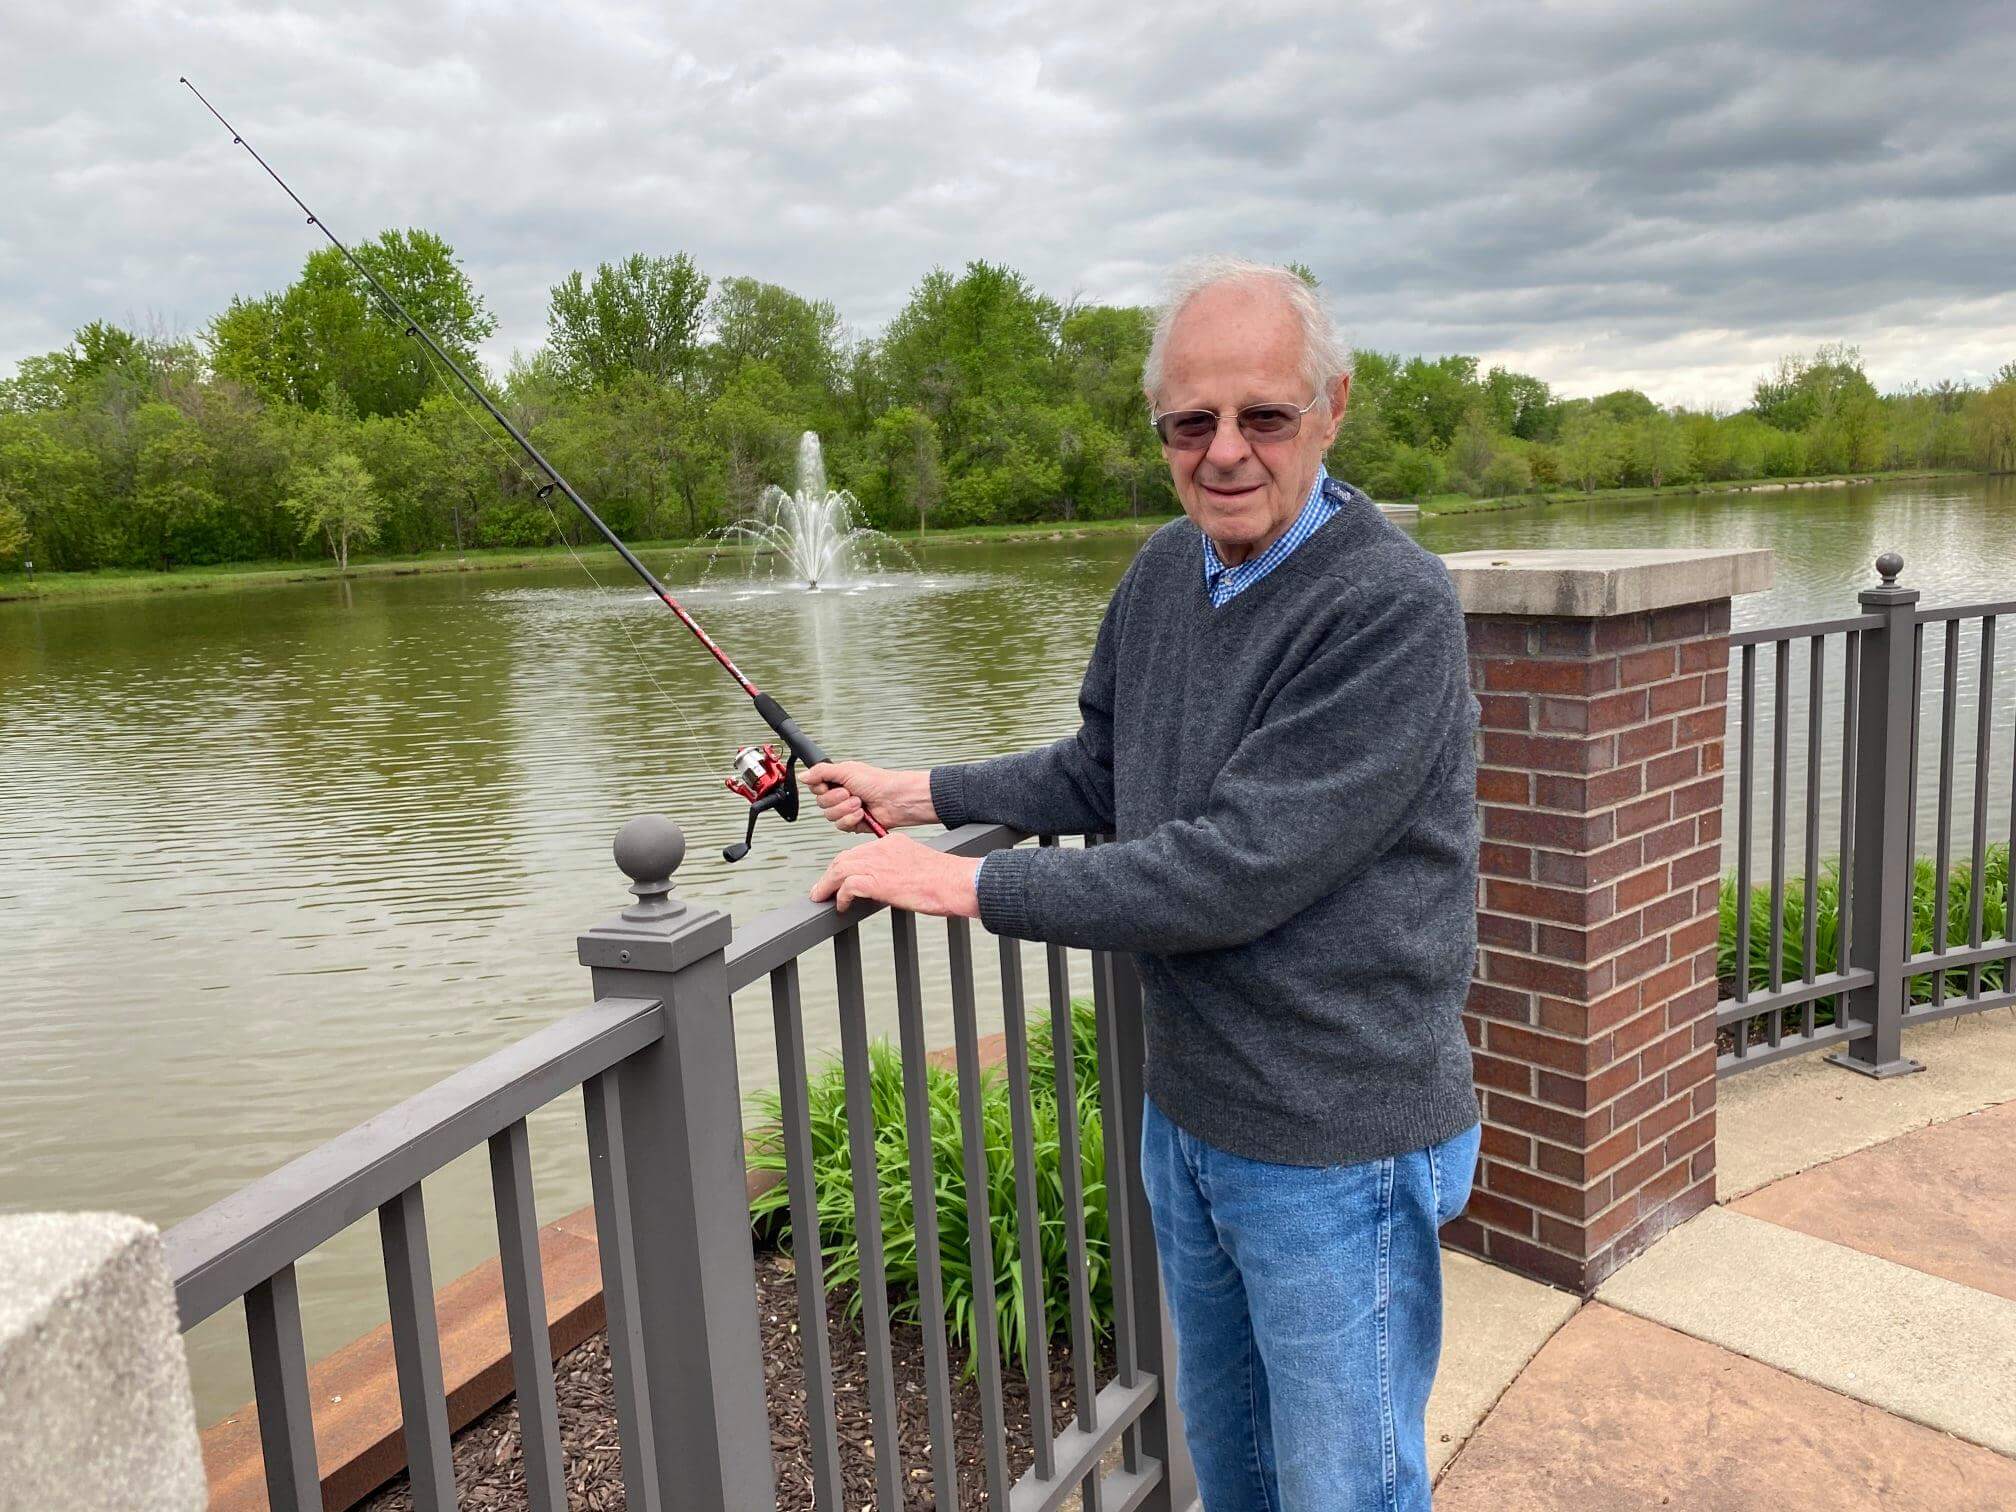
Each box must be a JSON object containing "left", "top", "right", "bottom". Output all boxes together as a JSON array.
[
  {"left": 747, "top": 997, "right": 1110, "bottom": 1373},
  {"left": 1718, "top": 842, "right": 2010, "bottom": 1020}
]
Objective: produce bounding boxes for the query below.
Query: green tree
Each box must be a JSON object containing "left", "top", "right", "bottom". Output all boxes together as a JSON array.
[
  {"left": 1970, "top": 372, "right": 2016, "bottom": 473},
  {"left": 282, "top": 452, "right": 383, "bottom": 570},
  {"left": 1557, "top": 412, "right": 1624, "bottom": 492},
  {"left": 546, "top": 253, "right": 709, "bottom": 391},
  {"left": 1631, "top": 411, "right": 1692, "bottom": 489},
  {"left": 870, "top": 405, "right": 942, "bottom": 531}
]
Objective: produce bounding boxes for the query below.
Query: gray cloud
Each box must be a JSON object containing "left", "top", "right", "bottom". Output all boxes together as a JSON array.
[{"left": 3, "top": 0, "right": 2012, "bottom": 405}]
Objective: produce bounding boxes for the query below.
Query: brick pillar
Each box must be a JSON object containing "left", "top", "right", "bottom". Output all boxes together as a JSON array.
[{"left": 1440, "top": 548, "right": 1772, "bottom": 1293}]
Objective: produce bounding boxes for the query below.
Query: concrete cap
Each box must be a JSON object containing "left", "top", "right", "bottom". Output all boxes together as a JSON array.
[{"left": 1441, "top": 547, "right": 1773, "bottom": 618}]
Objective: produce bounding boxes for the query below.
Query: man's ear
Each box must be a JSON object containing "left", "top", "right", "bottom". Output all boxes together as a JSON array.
[{"left": 1322, "top": 374, "right": 1351, "bottom": 445}]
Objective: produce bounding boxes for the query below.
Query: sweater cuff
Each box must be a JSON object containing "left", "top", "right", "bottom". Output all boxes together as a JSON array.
[
  {"left": 973, "top": 844, "right": 1041, "bottom": 941},
  {"left": 929, "top": 765, "right": 973, "bottom": 827}
]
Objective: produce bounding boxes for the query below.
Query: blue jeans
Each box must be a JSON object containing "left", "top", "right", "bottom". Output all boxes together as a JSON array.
[{"left": 1140, "top": 1099, "right": 1481, "bottom": 1511}]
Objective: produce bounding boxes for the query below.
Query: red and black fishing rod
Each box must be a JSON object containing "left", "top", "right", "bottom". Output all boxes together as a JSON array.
[{"left": 181, "top": 77, "right": 885, "bottom": 859}]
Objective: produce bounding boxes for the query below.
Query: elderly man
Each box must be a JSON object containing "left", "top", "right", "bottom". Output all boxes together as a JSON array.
[{"left": 808, "top": 256, "right": 1481, "bottom": 1511}]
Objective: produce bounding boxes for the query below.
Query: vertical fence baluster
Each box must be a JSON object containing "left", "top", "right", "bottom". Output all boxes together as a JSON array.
[
  {"left": 488, "top": 1120, "right": 565, "bottom": 1512},
  {"left": 1803, "top": 635, "right": 1824, "bottom": 1036},
  {"left": 835, "top": 926, "right": 905, "bottom": 1510},
  {"left": 1906, "top": 621, "right": 1925, "bottom": 1006},
  {"left": 892, "top": 910, "right": 961, "bottom": 1510},
  {"left": 1933, "top": 620, "right": 1960, "bottom": 1009},
  {"left": 1735, "top": 642, "right": 1757, "bottom": 1056},
  {"left": 1838, "top": 632, "right": 1861, "bottom": 1030},
  {"left": 1089, "top": 927, "right": 1142, "bottom": 1475},
  {"left": 1968, "top": 618, "right": 1996, "bottom": 1002},
  {"left": 1045, "top": 840, "right": 1105, "bottom": 1512},
  {"left": 244, "top": 1265, "right": 322, "bottom": 1512},
  {"left": 999, "top": 933, "right": 1056, "bottom": 1482},
  {"left": 1769, "top": 638, "right": 1790, "bottom": 1020},
  {"left": 582, "top": 1071, "right": 661, "bottom": 1512},
  {"left": 949, "top": 916, "right": 1012, "bottom": 1503},
  {"left": 379, "top": 1183, "right": 457, "bottom": 1511},
  {"left": 769, "top": 960, "right": 845, "bottom": 1511}
]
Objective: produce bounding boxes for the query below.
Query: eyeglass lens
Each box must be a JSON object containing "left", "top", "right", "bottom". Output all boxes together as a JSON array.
[{"left": 1154, "top": 403, "right": 1305, "bottom": 449}]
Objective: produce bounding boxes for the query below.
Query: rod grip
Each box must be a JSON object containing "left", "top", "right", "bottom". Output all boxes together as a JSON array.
[{"left": 752, "top": 692, "right": 829, "bottom": 767}]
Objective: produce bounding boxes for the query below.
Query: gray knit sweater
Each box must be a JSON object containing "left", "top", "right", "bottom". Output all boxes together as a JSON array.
[{"left": 931, "top": 480, "right": 1481, "bottom": 1166}]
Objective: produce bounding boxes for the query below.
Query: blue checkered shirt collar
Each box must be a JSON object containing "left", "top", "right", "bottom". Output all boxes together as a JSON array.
[{"left": 1201, "top": 466, "right": 1337, "bottom": 607}]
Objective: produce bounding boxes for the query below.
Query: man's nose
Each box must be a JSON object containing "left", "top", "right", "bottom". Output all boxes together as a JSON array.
[{"left": 1202, "top": 413, "right": 1250, "bottom": 471}]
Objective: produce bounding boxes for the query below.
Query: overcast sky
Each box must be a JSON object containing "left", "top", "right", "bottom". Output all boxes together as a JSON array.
[{"left": 5, "top": 0, "right": 2013, "bottom": 408}]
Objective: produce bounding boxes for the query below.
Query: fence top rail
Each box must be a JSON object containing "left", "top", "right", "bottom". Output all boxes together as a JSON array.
[
  {"left": 164, "top": 994, "right": 664, "bottom": 1331},
  {"left": 724, "top": 821, "right": 1028, "bottom": 994},
  {"left": 1915, "top": 597, "right": 2016, "bottom": 625},
  {"left": 1729, "top": 613, "right": 1884, "bottom": 647}
]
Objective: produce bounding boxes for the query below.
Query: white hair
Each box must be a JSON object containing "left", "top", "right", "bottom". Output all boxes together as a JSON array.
[{"left": 1141, "top": 255, "right": 1354, "bottom": 411}]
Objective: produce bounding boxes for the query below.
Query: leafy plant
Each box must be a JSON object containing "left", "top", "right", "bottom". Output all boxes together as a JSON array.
[{"left": 748, "top": 997, "right": 1110, "bottom": 1373}]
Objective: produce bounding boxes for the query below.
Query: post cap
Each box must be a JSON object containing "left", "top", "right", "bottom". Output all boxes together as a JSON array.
[
  {"left": 1440, "top": 547, "right": 1772, "bottom": 618},
  {"left": 1876, "top": 551, "right": 1904, "bottom": 585},
  {"left": 612, "top": 815, "right": 687, "bottom": 922}
]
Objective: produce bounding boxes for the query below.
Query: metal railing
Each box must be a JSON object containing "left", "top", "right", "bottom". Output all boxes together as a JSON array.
[
  {"left": 1718, "top": 552, "right": 2016, "bottom": 1077},
  {"left": 165, "top": 817, "right": 1195, "bottom": 1512}
]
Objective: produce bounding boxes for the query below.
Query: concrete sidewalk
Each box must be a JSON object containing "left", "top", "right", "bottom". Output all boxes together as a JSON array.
[{"left": 1425, "top": 1008, "right": 2016, "bottom": 1508}]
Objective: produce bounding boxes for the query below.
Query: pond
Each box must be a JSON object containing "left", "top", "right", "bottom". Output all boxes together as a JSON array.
[{"left": 3, "top": 472, "right": 2012, "bottom": 1419}]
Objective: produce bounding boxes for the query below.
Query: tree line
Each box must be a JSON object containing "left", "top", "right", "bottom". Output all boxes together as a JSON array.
[{"left": 3, "top": 232, "right": 2013, "bottom": 573}]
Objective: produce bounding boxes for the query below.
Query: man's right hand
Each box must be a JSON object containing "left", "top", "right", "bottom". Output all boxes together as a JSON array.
[{"left": 803, "top": 762, "right": 939, "bottom": 832}]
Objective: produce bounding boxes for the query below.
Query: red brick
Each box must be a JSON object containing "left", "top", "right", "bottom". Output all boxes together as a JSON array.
[
  {"left": 1705, "top": 603, "right": 1731, "bottom": 633},
  {"left": 1616, "top": 863, "right": 1672, "bottom": 910},
  {"left": 1539, "top": 981, "right": 1645, "bottom": 1038},
  {"left": 1665, "top": 1109, "right": 1716, "bottom": 1162},
  {"left": 1644, "top": 746, "right": 1702, "bottom": 791},
  {"left": 1635, "top": 958, "right": 1698, "bottom": 1013},
  {"left": 1669, "top": 914, "right": 1719, "bottom": 956},
  {"left": 1615, "top": 791, "right": 1675, "bottom": 839},
  {"left": 1671, "top": 775, "right": 1723, "bottom": 818},
  {"left": 1441, "top": 1214, "right": 1486, "bottom": 1253},
  {"left": 1691, "top": 1146, "right": 1714, "bottom": 1180},
  {"left": 1480, "top": 841, "right": 1532, "bottom": 879},
  {"left": 1649, "top": 603, "right": 1711, "bottom": 641},
  {"left": 1536, "top": 697, "right": 1588, "bottom": 734},
  {"left": 1483, "top": 658, "right": 1620, "bottom": 696},
  {"left": 1464, "top": 1014, "right": 1483, "bottom": 1046},
  {"left": 1704, "top": 669, "right": 1729, "bottom": 703},
  {"left": 1477, "top": 692, "right": 1533, "bottom": 730},
  {"left": 1465, "top": 619, "right": 1528, "bottom": 655},
  {"left": 1635, "top": 1160, "right": 1691, "bottom": 1217},
  {"left": 1472, "top": 1050, "right": 1534, "bottom": 1094},
  {"left": 1610, "top": 934, "right": 1670, "bottom": 987},
  {"left": 1465, "top": 1189, "right": 1537, "bottom": 1237},
  {"left": 1533, "top": 765, "right": 1645, "bottom": 813},
  {"left": 1484, "top": 806, "right": 1617, "bottom": 850},
  {"left": 1480, "top": 1123, "right": 1531, "bottom": 1164},
  {"left": 1477, "top": 766, "right": 1530, "bottom": 804},
  {"left": 1611, "top": 1004, "right": 1670, "bottom": 1058},
  {"left": 1478, "top": 910, "right": 1535, "bottom": 950},
  {"left": 1669, "top": 844, "right": 1720, "bottom": 887},
  {"left": 1617, "top": 718, "right": 1678, "bottom": 763},
  {"left": 1609, "top": 1076, "right": 1665, "bottom": 1128},
  {"left": 1582, "top": 1055, "right": 1647, "bottom": 1110},
  {"left": 1483, "top": 1230, "right": 1588, "bottom": 1291},
  {"left": 1639, "top": 1023, "right": 1695, "bottom": 1077},
  {"left": 1584, "top": 688, "right": 1652, "bottom": 734},
  {"left": 1485, "top": 951, "right": 1611, "bottom": 999},
  {"left": 1488, "top": 1161, "right": 1607, "bottom": 1220},
  {"left": 1677, "top": 636, "right": 1725, "bottom": 673},
  {"left": 1487, "top": 1021, "right": 1593, "bottom": 1073},
  {"left": 1481, "top": 730, "right": 1614, "bottom": 775},
  {"left": 1485, "top": 878, "right": 1614, "bottom": 925},
  {"left": 1676, "top": 705, "right": 1726, "bottom": 744},
  {"left": 1536, "top": 910, "right": 1644, "bottom": 964},
  {"left": 1582, "top": 1191, "right": 1647, "bottom": 1251},
  {"left": 1641, "top": 889, "right": 1693, "bottom": 935},
  {"left": 1609, "top": 1142, "right": 1670, "bottom": 1200},
  {"left": 1534, "top": 837, "right": 1644, "bottom": 888},
  {"left": 1635, "top": 1093, "right": 1692, "bottom": 1146},
  {"left": 1487, "top": 1091, "right": 1611, "bottom": 1146},
  {"left": 1464, "top": 980, "right": 1532, "bottom": 1023},
  {"left": 1595, "top": 614, "right": 1655, "bottom": 652},
  {"left": 1618, "top": 645, "right": 1678, "bottom": 686},
  {"left": 1666, "top": 1046, "right": 1717, "bottom": 1096},
  {"left": 1642, "top": 815, "right": 1699, "bottom": 863},
  {"left": 1701, "top": 740, "right": 1726, "bottom": 774},
  {"left": 1697, "top": 806, "right": 1724, "bottom": 843},
  {"left": 1649, "top": 674, "right": 1708, "bottom": 716}
]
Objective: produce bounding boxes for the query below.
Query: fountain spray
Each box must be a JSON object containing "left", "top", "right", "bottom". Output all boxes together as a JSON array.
[{"left": 180, "top": 78, "right": 885, "bottom": 860}]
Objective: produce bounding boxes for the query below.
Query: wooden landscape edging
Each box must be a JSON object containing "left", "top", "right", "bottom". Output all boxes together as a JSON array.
[{"left": 199, "top": 1032, "right": 1012, "bottom": 1511}]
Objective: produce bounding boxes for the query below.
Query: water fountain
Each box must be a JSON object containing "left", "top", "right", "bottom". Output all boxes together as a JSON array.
[{"left": 716, "top": 431, "right": 903, "bottom": 591}]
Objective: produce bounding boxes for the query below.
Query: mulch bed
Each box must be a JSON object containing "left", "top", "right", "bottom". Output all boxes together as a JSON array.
[{"left": 361, "top": 1250, "right": 1113, "bottom": 1510}]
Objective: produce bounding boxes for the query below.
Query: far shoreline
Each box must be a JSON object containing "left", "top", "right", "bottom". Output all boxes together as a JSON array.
[{"left": 0, "top": 467, "right": 1986, "bottom": 606}]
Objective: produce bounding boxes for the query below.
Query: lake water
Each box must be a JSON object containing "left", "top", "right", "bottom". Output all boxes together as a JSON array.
[{"left": 4, "top": 473, "right": 2013, "bottom": 1420}]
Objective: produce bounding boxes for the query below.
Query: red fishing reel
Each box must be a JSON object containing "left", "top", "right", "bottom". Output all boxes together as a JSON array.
[{"left": 722, "top": 744, "right": 800, "bottom": 863}]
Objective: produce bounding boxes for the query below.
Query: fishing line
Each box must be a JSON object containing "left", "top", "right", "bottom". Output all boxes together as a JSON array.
[{"left": 182, "top": 75, "right": 887, "bottom": 852}]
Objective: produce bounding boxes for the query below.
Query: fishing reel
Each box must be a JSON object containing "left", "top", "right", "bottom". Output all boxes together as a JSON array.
[{"left": 722, "top": 743, "right": 800, "bottom": 863}]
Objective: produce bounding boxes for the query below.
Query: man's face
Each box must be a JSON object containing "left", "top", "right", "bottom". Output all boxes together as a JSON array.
[{"left": 1152, "top": 282, "right": 1348, "bottom": 566}]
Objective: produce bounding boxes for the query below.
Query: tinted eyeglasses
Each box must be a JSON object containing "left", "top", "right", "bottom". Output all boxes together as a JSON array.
[{"left": 1150, "top": 394, "right": 1322, "bottom": 450}]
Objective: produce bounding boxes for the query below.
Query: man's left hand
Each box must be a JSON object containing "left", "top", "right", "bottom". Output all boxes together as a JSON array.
[{"left": 809, "top": 833, "right": 983, "bottom": 919}]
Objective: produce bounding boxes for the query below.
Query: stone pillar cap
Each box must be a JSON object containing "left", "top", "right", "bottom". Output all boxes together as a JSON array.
[{"left": 1442, "top": 547, "right": 1773, "bottom": 618}]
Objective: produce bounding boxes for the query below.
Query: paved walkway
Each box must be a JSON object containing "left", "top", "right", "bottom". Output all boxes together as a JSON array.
[{"left": 1426, "top": 1008, "right": 2016, "bottom": 1508}]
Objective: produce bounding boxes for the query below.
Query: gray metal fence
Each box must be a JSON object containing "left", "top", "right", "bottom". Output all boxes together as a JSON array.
[
  {"left": 1719, "top": 552, "right": 2016, "bottom": 1077},
  {"left": 165, "top": 817, "right": 1194, "bottom": 1511}
]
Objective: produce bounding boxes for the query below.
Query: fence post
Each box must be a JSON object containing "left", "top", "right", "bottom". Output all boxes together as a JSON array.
[
  {"left": 576, "top": 815, "right": 775, "bottom": 1509},
  {"left": 1829, "top": 552, "right": 1927, "bottom": 1078},
  {"left": 1106, "top": 950, "right": 1200, "bottom": 1511}
]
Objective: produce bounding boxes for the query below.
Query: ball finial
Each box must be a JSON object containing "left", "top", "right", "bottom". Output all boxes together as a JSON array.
[
  {"left": 612, "top": 815, "right": 687, "bottom": 921},
  {"left": 1875, "top": 551, "right": 1904, "bottom": 586}
]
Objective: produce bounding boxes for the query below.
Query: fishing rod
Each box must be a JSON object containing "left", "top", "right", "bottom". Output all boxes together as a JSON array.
[{"left": 180, "top": 77, "right": 884, "bottom": 861}]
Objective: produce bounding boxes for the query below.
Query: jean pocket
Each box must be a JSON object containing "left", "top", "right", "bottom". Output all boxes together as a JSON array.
[{"left": 1433, "top": 1123, "right": 1481, "bottom": 1228}]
